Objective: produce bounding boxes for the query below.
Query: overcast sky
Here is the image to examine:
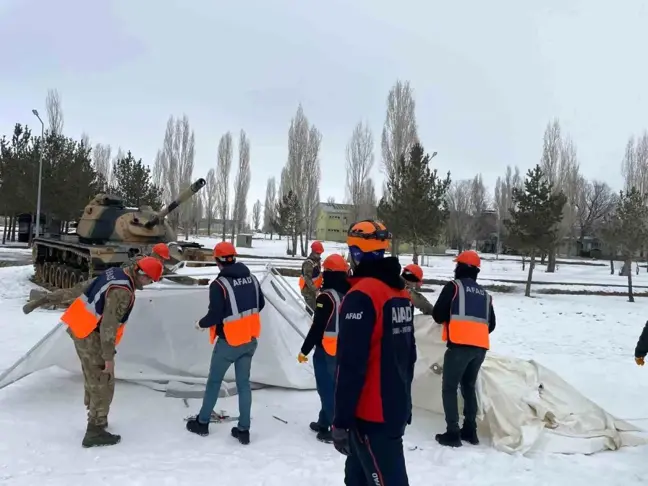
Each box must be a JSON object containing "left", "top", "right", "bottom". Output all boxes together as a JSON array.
[{"left": 1, "top": 0, "right": 647, "bottom": 211}]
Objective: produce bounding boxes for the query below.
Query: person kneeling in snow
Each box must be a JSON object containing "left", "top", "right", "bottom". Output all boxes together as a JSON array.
[
  {"left": 23, "top": 258, "right": 163, "bottom": 448},
  {"left": 186, "top": 241, "right": 265, "bottom": 445},
  {"left": 431, "top": 250, "right": 496, "bottom": 448},
  {"left": 297, "top": 253, "right": 351, "bottom": 443},
  {"left": 401, "top": 263, "right": 434, "bottom": 315}
]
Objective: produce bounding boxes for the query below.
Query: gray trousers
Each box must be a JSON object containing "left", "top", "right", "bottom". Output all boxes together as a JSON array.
[
  {"left": 441, "top": 346, "right": 486, "bottom": 433},
  {"left": 198, "top": 338, "right": 258, "bottom": 430}
]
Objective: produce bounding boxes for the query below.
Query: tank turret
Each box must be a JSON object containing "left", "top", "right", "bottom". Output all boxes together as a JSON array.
[{"left": 75, "top": 178, "right": 206, "bottom": 244}]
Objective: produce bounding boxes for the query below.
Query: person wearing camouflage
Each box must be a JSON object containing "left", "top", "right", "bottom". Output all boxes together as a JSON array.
[
  {"left": 299, "top": 241, "right": 324, "bottom": 315},
  {"left": 402, "top": 263, "right": 434, "bottom": 315},
  {"left": 22, "top": 257, "right": 163, "bottom": 448},
  {"left": 127, "top": 242, "right": 211, "bottom": 286}
]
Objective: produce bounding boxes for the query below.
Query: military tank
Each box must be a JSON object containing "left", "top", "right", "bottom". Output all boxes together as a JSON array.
[{"left": 32, "top": 178, "right": 206, "bottom": 289}]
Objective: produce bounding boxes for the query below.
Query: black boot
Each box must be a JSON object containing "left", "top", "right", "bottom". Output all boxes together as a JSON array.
[
  {"left": 82, "top": 424, "right": 121, "bottom": 448},
  {"left": 231, "top": 427, "right": 250, "bottom": 445},
  {"left": 186, "top": 417, "right": 209, "bottom": 437},
  {"left": 316, "top": 429, "right": 333, "bottom": 443},
  {"left": 309, "top": 421, "right": 321, "bottom": 432},
  {"left": 435, "top": 430, "right": 462, "bottom": 448},
  {"left": 460, "top": 426, "right": 479, "bottom": 445}
]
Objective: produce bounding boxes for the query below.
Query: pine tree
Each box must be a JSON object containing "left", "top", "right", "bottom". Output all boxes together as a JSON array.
[
  {"left": 608, "top": 188, "right": 648, "bottom": 302},
  {"left": 110, "top": 151, "right": 163, "bottom": 209},
  {"left": 505, "top": 164, "right": 566, "bottom": 297},
  {"left": 275, "top": 190, "right": 301, "bottom": 256},
  {"left": 378, "top": 143, "right": 450, "bottom": 263}
]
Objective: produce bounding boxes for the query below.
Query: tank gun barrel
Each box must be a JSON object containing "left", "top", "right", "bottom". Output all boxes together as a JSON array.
[{"left": 144, "top": 178, "right": 206, "bottom": 229}]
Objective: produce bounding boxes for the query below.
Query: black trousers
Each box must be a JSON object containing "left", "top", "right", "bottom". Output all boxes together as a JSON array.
[
  {"left": 441, "top": 346, "right": 487, "bottom": 433},
  {"left": 344, "top": 428, "right": 409, "bottom": 486}
]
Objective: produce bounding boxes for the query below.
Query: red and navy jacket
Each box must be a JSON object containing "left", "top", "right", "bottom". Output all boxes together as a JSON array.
[{"left": 333, "top": 256, "right": 417, "bottom": 436}]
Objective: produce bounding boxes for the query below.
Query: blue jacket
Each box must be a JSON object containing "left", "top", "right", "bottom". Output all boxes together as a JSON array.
[
  {"left": 198, "top": 262, "right": 266, "bottom": 341},
  {"left": 333, "top": 257, "right": 417, "bottom": 436}
]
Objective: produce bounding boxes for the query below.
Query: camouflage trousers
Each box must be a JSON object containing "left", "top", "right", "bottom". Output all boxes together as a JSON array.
[
  {"left": 301, "top": 290, "right": 316, "bottom": 316},
  {"left": 71, "top": 331, "right": 115, "bottom": 427}
]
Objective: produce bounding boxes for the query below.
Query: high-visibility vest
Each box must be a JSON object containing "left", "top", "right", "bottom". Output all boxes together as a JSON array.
[
  {"left": 299, "top": 259, "right": 323, "bottom": 291},
  {"left": 209, "top": 275, "right": 262, "bottom": 347},
  {"left": 320, "top": 289, "right": 343, "bottom": 356},
  {"left": 60, "top": 267, "right": 135, "bottom": 346},
  {"left": 442, "top": 279, "right": 491, "bottom": 349}
]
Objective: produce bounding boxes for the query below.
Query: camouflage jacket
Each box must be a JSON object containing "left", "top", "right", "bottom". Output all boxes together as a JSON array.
[
  {"left": 403, "top": 280, "right": 434, "bottom": 315},
  {"left": 301, "top": 253, "right": 321, "bottom": 294}
]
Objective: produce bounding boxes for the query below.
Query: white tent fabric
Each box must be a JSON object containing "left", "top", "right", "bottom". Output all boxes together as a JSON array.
[
  {"left": 411, "top": 316, "right": 648, "bottom": 455},
  {"left": 0, "top": 269, "right": 315, "bottom": 394}
]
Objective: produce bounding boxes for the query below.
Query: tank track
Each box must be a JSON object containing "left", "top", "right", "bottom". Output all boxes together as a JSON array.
[{"left": 32, "top": 240, "right": 93, "bottom": 290}]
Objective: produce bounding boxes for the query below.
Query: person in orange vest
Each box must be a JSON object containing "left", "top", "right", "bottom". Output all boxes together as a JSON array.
[
  {"left": 144, "top": 243, "right": 210, "bottom": 286},
  {"left": 186, "top": 241, "right": 266, "bottom": 445},
  {"left": 24, "top": 257, "right": 164, "bottom": 447},
  {"left": 297, "top": 254, "right": 350, "bottom": 443},
  {"left": 332, "top": 220, "right": 416, "bottom": 486},
  {"left": 299, "top": 241, "right": 324, "bottom": 315},
  {"left": 401, "top": 263, "right": 434, "bottom": 315},
  {"left": 431, "top": 249, "right": 496, "bottom": 447}
]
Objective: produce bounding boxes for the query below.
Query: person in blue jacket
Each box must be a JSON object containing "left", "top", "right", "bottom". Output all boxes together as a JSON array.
[
  {"left": 332, "top": 220, "right": 417, "bottom": 486},
  {"left": 186, "top": 241, "right": 265, "bottom": 445}
]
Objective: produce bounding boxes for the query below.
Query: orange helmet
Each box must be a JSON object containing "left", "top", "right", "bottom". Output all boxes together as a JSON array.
[
  {"left": 347, "top": 220, "right": 391, "bottom": 253},
  {"left": 152, "top": 243, "right": 170, "bottom": 260},
  {"left": 322, "top": 254, "right": 349, "bottom": 272},
  {"left": 454, "top": 250, "right": 481, "bottom": 268},
  {"left": 402, "top": 263, "right": 423, "bottom": 283},
  {"left": 136, "top": 256, "right": 164, "bottom": 282},
  {"left": 311, "top": 241, "right": 324, "bottom": 254},
  {"left": 214, "top": 241, "right": 237, "bottom": 262}
]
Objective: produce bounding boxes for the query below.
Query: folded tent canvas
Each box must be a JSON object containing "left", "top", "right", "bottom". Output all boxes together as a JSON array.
[{"left": 1, "top": 265, "right": 646, "bottom": 455}]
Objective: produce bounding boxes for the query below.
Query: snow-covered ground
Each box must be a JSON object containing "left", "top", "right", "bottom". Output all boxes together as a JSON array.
[{"left": 1, "top": 261, "right": 648, "bottom": 485}]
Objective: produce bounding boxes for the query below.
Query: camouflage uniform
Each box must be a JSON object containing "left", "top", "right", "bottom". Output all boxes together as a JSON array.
[
  {"left": 301, "top": 253, "right": 321, "bottom": 313},
  {"left": 403, "top": 279, "right": 435, "bottom": 315},
  {"left": 23, "top": 267, "right": 139, "bottom": 447},
  {"left": 123, "top": 255, "right": 210, "bottom": 286}
]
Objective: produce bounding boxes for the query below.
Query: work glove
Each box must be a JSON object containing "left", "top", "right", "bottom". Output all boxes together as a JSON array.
[
  {"left": 636, "top": 356, "right": 645, "bottom": 366},
  {"left": 197, "top": 278, "right": 210, "bottom": 286},
  {"left": 332, "top": 427, "right": 351, "bottom": 456},
  {"left": 297, "top": 352, "right": 308, "bottom": 363},
  {"left": 195, "top": 321, "right": 206, "bottom": 331}
]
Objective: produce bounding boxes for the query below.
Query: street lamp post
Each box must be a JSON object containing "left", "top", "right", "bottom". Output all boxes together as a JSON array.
[{"left": 32, "top": 109, "right": 45, "bottom": 241}]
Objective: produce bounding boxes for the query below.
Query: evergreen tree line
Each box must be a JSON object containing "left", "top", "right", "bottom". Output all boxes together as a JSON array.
[{"left": 0, "top": 123, "right": 162, "bottom": 243}]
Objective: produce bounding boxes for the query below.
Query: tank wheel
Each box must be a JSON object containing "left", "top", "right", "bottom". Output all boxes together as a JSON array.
[
  {"left": 48, "top": 264, "right": 57, "bottom": 286},
  {"left": 69, "top": 270, "right": 80, "bottom": 288},
  {"left": 78, "top": 272, "right": 88, "bottom": 283},
  {"left": 61, "top": 267, "right": 71, "bottom": 289},
  {"left": 34, "top": 263, "right": 43, "bottom": 282},
  {"left": 55, "top": 265, "right": 64, "bottom": 288},
  {"left": 41, "top": 262, "right": 50, "bottom": 284}
]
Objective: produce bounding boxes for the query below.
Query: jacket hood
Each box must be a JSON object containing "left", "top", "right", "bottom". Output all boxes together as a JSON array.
[
  {"left": 218, "top": 261, "right": 251, "bottom": 279},
  {"left": 349, "top": 256, "right": 405, "bottom": 290},
  {"left": 308, "top": 252, "right": 322, "bottom": 262},
  {"left": 321, "top": 271, "right": 352, "bottom": 294}
]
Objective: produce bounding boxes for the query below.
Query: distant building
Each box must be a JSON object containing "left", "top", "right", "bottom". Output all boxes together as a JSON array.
[{"left": 315, "top": 202, "right": 354, "bottom": 242}]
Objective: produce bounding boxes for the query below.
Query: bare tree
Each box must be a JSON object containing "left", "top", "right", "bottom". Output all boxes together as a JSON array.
[
  {"left": 231, "top": 129, "right": 251, "bottom": 240},
  {"left": 92, "top": 143, "right": 113, "bottom": 190},
  {"left": 358, "top": 178, "right": 377, "bottom": 220},
  {"left": 252, "top": 199, "right": 262, "bottom": 231},
  {"left": 575, "top": 180, "right": 614, "bottom": 246},
  {"left": 80, "top": 132, "right": 90, "bottom": 148},
  {"left": 326, "top": 196, "right": 336, "bottom": 204},
  {"left": 446, "top": 180, "right": 474, "bottom": 252},
  {"left": 381, "top": 80, "right": 418, "bottom": 182},
  {"left": 345, "top": 121, "right": 374, "bottom": 221},
  {"left": 621, "top": 131, "right": 648, "bottom": 195},
  {"left": 46, "top": 88, "right": 64, "bottom": 135},
  {"left": 494, "top": 165, "right": 522, "bottom": 256},
  {"left": 263, "top": 177, "right": 276, "bottom": 237},
  {"left": 300, "top": 125, "right": 322, "bottom": 255},
  {"left": 216, "top": 132, "right": 233, "bottom": 239},
  {"left": 152, "top": 115, "right": 196, "bottom": 235},
  {"left": 204, "top": 168, "right": 217, "bottom": 235}
]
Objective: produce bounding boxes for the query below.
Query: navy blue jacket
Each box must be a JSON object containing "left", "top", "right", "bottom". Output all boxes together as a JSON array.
[
  {"left": 198, "top": 262, "right": 265, "bottom": 341},
  {"left": 333, "top": 257, "right": 417, "bottom": 436}
]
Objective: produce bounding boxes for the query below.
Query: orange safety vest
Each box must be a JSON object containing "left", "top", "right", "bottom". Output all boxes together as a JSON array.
[
  {"left": 319, "top": 289, "right": 343, "bottom": 356},
  {"left": 60, "top": 268, "right": 135, "bottom": 346},
  {"left": 299, "top": 259, "right": 323, "bottom": 291},
  {"left": 209, "top": 276, "right": 262, "bottom": 346},
  {"left": 442, "top": 279, "right": 491, "bottom": 349}
]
